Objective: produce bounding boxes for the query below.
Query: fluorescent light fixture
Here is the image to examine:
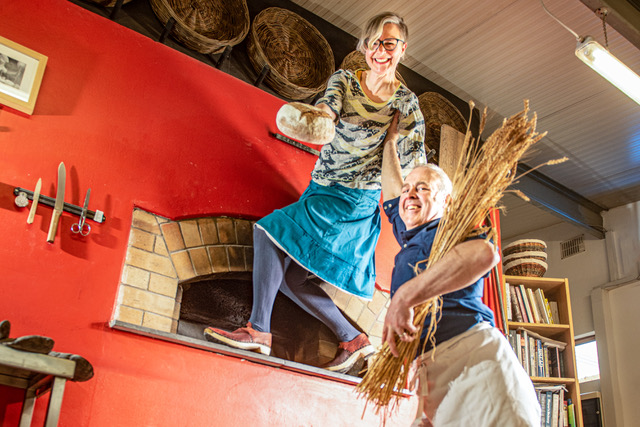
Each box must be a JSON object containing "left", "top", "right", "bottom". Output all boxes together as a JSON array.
[{"left": 575, "top": 36, "right": 640, "bottom": 105}]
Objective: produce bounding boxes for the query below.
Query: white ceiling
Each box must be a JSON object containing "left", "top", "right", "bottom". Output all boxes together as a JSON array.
[{"left": 291, "top": 0, "right": 640, "bottom": 239}]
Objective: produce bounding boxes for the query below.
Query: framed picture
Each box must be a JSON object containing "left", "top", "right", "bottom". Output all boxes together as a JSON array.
[{"left": 0, "top": 35, "right": 47, "bottom": 115}]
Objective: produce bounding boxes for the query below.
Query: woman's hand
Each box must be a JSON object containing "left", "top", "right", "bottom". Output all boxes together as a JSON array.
[{"left": 385, "top": 110, "right": 400, "bottom": 145}]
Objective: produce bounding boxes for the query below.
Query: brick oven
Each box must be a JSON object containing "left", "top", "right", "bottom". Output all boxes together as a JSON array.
[{"left": 112, "top": 208, "right": 391, "bottom": 375}]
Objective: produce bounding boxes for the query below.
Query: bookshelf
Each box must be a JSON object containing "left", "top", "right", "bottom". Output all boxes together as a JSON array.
[{"left": 504, "top": 275, "right": 583, "bottom": 427}]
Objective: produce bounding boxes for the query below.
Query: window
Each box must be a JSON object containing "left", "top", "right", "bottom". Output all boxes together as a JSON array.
[{"left": 575, "top": 338, "right": 600, "bottom": 382}]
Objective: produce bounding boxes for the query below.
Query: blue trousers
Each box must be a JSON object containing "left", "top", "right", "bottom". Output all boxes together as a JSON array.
[{"left": 248, "top": 227, "right": 360, "bottom": 342}]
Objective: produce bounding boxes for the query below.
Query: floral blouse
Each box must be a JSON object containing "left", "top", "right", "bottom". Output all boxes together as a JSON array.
[{"left": 312, "top": 69, "right": 426, "bottom": 190}]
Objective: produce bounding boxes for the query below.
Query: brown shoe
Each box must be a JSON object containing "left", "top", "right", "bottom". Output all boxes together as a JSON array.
[
  {"left": 204, "top": 322, "right": 272, "bottom": 356},
  {"left": 322, "top": 333, "right": 374, "bottom": 375}
]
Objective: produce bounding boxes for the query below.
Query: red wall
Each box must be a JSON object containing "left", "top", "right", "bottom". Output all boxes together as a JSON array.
[{"left": 0, "top": 1, "right": 413, "bottom": 425}]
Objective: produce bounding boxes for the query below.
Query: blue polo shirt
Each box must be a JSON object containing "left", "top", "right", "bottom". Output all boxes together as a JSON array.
[{"left": 383, "top": 197, "right": 495, "bottom": 352}]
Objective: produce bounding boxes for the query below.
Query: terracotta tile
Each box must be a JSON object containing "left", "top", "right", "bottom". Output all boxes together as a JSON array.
[
  {"left": 236, "top": 220, "right": 253, "bottom": 245},
  {"left": 344, "top": 296, "right": 365, "bottom": 322},
  {"left": 367, "top": 289, "right": 388, "bottom": 315},
  {"left": 357, "top": 307, "right": 376, "bottom": 333},
  {"left": 331, "top": 288, "right": 351, "bottom": 311},
  {"left": 121, "top": 265, "right": 150, "bottom": 290},
  {"left": 198, "top": 218, "right": 219, "bottom": 245},
  {"left": 126, "top": 247, "right": 176, "bottom": 278},
  {"left": 132, "top": 209, "right": 160, "bottom": 234},
  {"left": 149, "top": 273, "right": 178, "bottom": 298},
  {"left": 160, "top": 222, "right": 185, "bottom": 252},
  {"left": 116, "top": 305, "right": 143, "bottom": 326},
  {"left": 120, "top": 286, "right": 175, "bottom": 317},
  {"left": 170, "top": 250, "right": 196, "bottom": 281},
  {"left": 154, "top": 238, "right": 169, "bottom": 256},
  {"left": 129, "top": 228, "right": 155, "bottom": 252},
  {"left": 208, "top": 246, "right": 229, "bottom": 272},
  {"left": 227, "top": 246, "right": 246, "bottom": 272},
  {"left": 189, "top": 247, "right": 212, "bottom": 276},
  {"left": 142, "top": 312, "right": 173, "bottom": 332},
  {"left": 216, "top": 218, "right": 236, "bottom": 244},
  {"left": 180, "top": 220, "right": 202, "bottom": 248},
  {"left": 369, "top": 320, "right": 384, "bottom": 340}
]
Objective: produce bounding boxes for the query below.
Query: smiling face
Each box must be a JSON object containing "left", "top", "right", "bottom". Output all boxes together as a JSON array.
[
  {"left": 399, "top": 167, "right": 451, "bottom": 230},
  {"left": 364, "top": 23, "right": 407, "bottom": 76}
]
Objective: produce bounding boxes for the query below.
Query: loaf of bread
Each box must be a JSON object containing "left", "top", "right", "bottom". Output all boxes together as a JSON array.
[{"left": 276, "top": 102, "right": 335, "bottom": 145}]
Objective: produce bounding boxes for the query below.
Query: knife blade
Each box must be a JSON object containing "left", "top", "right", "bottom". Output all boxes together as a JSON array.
[
  {"left": 47, "top": 162, "right": 66, "bottom": 243},
  {"left": 27, "top": 178, "right": 42, "bottom": 224}
]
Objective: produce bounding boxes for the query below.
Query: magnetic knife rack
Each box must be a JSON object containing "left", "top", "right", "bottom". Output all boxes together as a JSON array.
[{"left": 13, "top": 187, "right": 106, "bottom": 223}]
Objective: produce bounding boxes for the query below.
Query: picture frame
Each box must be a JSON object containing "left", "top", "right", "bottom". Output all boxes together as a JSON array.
[{"left": 0, "top": 35, "right": 48, "bottom": 115}]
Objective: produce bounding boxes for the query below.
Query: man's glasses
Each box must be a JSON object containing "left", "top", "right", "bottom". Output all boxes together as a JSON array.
[{"left": 366, "top": 38, "right": 405, "bottom": 52}]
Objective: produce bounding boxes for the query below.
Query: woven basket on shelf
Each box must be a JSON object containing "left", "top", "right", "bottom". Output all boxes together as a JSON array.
[
  {"left": 504, "top": 258, "right": 548, "bottom": 277},
  {"left": 247, "top": 7, "right": 335, "bottom": 100},
  {"left": 418, "top": 92, "right": 467, "bottom": 163},
  {"left": 502, "top": 251, "right": 547, "bottom": 264},
  {"left": 502, "top": 239, "right": 547, "bottom": 257},
  {"left": 149, "top": 0, "right": 250, "bottom": 54},
  {"left": 339, "top": 50, "right": 407, "bottom": 86}
]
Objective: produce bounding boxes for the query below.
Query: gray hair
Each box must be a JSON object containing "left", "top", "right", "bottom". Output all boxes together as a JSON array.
[
  {"left": 413, "top": 164, "right": 453, "bottom": 196},
  {"left": 356, "top": 12, "right": 409, "bottom": 55}
]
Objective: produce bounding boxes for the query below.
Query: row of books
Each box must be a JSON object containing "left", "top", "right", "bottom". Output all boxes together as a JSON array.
[
  {"left": 508, "top": 327, "right": 566, "bottom": 378},
  {"left": 534, "top": 384, "right": 577, "bottom": 427},
  {"left": 507, "top": 283, "right": 560, "bottom": 324}
]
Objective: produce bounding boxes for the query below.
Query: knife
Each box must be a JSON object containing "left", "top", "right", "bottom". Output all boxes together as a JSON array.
[
  {"left": 27, "top": 178, "right": 42, "bottom": 224},
  {"left": 47, "top": 162, "right": 66, "bottom": 243}
]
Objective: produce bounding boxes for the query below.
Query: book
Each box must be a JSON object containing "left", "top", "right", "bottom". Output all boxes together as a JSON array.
[
  {"left": 551, "top": 392, "right": 560, "bottom": 427},
  {"left": 549, "top": 300, "right": 561, "bottom": 324},
  {"left": 514, "top": 285, "right": 529, "bottom": 322},
  {"left": 506, "top": 283, "right": 512, "bottom": 321},
  {"left": 545, "top": 391, "right": 553, "bottom": 427},
  {"left": 518, "top": 284, "right": 534, "bottom": 322},
  {"left": 562, "top": 400, "right": 569, "bottom": 427},
  {"left": 535, "top": 288, "right": 551, "bottom": 323},
  {"left": 567, "top": 399, "right": 576, "bottom": 427},
  {"left": 527, "top": 287, "right": 541, "bottom": 323},
  {"left": 529, "top": 336, "right": 537, "bottom": 377},
  {"left": 537, "top": 339, "right": 545, "bottom": 377},
  {"left": 510, "top": 285, "right": 524, "bottom": 322}
]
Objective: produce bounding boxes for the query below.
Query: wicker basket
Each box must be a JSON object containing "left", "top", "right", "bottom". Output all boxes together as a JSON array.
[
  {"left": 418, "top": 92, "right": 467, "bottom": 162},
  {"left": 247, "top": 7, "right": 335, "bottom": 100},
  {"left": 502, "top": 251, "right": 547, "bottom": 264},
  {"left": 339, "top": 50, "right": 406, "bottom": 86},
  {"left": 504, "top": 258, "right": 548, "bottom": 277},
  {"left": 149, "top": 0, "right": 250, "bottom": 54},
  {"left": 502, "top": 239, "right": 547, "bottom": 257}
]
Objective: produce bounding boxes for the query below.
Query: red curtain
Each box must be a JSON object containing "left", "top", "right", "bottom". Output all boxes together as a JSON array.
[{"left": 482, "top": 208, "right": 507, "bottom": 334}]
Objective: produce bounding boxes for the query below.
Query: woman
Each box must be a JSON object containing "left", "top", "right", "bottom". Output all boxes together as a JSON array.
[{"left": 205, "top": 12, "right": 426, "bottom": 375}]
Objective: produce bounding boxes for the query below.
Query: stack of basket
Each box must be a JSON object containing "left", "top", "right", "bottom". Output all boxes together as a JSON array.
[{"left": 502, "top": 239, "right": 547, "bottom": 277}]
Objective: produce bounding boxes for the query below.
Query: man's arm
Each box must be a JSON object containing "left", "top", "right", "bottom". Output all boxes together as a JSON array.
[
  {"left": 381, "top": 111, "right": 403, "bottom": 202},
  {"left": 382, "top": 239, "right": 500, "bottom": 356}
]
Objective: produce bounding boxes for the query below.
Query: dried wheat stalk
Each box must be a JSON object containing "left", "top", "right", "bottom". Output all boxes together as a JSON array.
[{"left": 357, "top": 100, "right": 561, "bottom": 414}]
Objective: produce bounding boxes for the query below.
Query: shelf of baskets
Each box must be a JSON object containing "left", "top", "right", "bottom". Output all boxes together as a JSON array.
[{"left": 504, "top": 275, "right": 583, "bottom": 427}]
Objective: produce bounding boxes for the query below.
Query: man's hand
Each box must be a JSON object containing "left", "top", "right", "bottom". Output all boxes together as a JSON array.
[{"left": 382, "top": 289, "right": 419, "bottom": 357}]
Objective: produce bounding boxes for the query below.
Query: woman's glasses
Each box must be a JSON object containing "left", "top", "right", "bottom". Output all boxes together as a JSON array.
[{"left": 366, "top": 38, "right": 405, "bottom": 52}]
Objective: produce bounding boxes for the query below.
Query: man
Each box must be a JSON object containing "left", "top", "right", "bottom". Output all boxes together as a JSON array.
[{"left": 380, "top": 115, "right": 540, "bottom": 426}]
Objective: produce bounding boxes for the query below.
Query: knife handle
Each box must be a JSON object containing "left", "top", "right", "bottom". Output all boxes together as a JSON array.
[{"left": 47, "top": 210, "right": 62, "bottom": 243}]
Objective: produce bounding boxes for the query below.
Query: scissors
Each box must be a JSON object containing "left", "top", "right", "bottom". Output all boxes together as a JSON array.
[{"left": 71, "top": 188, "right": 91, "bottom": 236}]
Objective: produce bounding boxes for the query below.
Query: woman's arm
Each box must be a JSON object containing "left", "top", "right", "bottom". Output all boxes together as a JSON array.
[{"left": 381, "top": 111, "right": 403, "bottom": 202}]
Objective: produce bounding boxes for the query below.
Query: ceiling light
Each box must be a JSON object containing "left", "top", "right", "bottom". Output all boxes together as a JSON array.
[
  {"left": 575, "top": 36, "right": 640, "bottom": 104},
  {"left": 541, "top": 1, "right": 640, "bottom": 105}
]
